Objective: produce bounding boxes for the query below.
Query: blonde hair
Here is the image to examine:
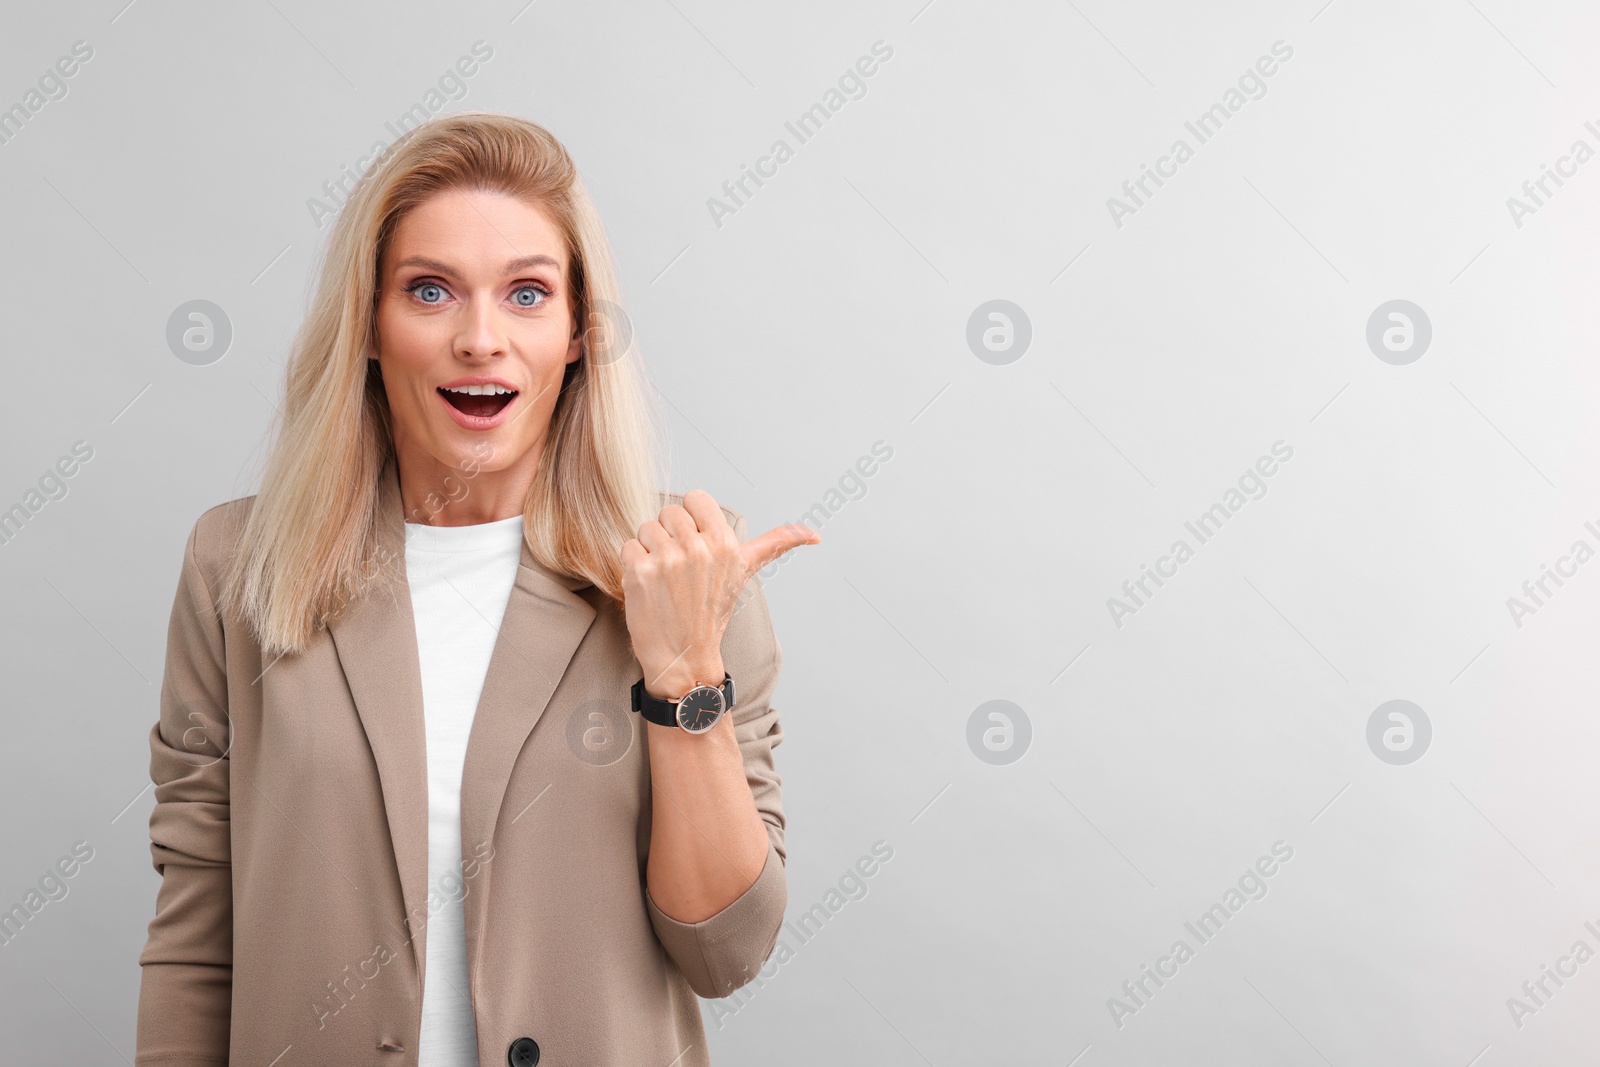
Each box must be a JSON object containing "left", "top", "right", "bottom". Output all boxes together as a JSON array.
[{"left": 223, "top": 111, "right": 667, "bottom": 658}]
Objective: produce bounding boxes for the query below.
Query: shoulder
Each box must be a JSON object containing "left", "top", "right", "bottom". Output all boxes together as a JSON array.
[
  {"left": 655, "top": 490, "right": 747, "bottom": 539},
  {"left": 184, "top": 494, "right": 257, "bottom": 591}
]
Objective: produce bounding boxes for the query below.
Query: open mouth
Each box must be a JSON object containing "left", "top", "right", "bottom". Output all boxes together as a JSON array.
[{"left": 438, "top": 385, "right": 518, "bottom": 419}]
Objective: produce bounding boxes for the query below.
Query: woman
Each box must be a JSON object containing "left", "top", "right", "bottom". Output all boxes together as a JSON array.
[{"left": 135, "top": 111, "right": 816, "bottom": 1066}]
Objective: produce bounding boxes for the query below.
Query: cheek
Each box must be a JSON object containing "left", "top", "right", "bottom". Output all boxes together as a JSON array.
[
  {"left": 378, "top": 306, "right": 422, "bottom": 352},
  {"left": 518, "top": 313, "right": 574, "bottom": 358},
  {"left": 376, "top": 310, "right": 445, "bottom": 389}
]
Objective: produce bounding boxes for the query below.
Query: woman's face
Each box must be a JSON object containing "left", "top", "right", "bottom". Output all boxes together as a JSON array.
[{"left": 372, "top": 187, "right": 582, "bottom": 499}]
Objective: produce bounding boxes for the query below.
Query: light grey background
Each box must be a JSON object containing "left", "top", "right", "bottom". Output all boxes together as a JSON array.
[{"left": 2, "top": 0, "right": 1598, "bottom": 1063}]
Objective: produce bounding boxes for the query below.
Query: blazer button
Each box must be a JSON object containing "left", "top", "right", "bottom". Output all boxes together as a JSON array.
[{"left": 508, "top": 1036, "right": 540, "bottom": 1067}]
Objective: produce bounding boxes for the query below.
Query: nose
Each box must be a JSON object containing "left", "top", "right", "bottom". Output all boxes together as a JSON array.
[{"left": 455, "top": 292, "right": 508, "bottom": 361}]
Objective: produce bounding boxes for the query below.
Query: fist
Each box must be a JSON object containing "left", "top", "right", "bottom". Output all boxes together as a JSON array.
[{"left": 620, "top": 489, "right": 818, "bottom": 698}]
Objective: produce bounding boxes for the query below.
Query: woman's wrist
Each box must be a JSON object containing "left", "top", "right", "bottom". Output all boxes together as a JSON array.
[{"left": 642, "top": 656, "right": 726, "bottom": 702}]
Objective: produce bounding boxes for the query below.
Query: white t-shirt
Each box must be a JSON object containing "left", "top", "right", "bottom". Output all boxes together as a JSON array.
[{"left": 404, "top": 513, "right": 526, "bottom": 1067}]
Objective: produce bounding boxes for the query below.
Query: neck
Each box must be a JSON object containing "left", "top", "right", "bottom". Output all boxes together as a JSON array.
[{"left": 393, "top": 442, "right": 541, "bottom": 527}]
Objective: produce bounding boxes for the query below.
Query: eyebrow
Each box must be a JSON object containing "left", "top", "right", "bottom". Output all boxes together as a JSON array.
[{"left": 392, "top": 254, "right": 561, "bottom": 278}]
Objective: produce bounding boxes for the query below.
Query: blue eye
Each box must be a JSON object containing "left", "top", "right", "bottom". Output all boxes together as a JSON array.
[{"left": 403, "top": 279, "right": 548, "bottom": 308}]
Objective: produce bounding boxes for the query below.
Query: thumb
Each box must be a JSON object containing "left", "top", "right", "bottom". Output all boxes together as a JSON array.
[{"left": 739, "top": 523, "right": 821, "bottom": 574}]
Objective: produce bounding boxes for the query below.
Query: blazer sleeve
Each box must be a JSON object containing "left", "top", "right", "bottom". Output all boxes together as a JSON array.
[
  {"left": 644, "top": 509, "right": 789, "bottom": 999},
  {"left": 135, "top": 515, "right": 233, "bottom": 1066}
]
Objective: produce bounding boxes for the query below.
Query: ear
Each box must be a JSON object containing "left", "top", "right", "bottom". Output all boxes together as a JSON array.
[{"left": 566, "top": 307, "right": 585, "bottom": 365}]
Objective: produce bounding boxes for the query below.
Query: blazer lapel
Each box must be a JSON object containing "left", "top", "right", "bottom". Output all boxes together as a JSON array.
[
  {"left": 329, "top": 456, "right": 600, "bottom": 986},
  {"left": 327, "top": 458, "right": 431, "bottom": 981},
  {"left": 459, "top": 516, "right": 598, "bottom": 963}
]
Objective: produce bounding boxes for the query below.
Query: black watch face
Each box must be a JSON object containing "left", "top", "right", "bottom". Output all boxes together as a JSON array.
[{"left": 676, "top": 686, "right": 726, "bottom": 734}]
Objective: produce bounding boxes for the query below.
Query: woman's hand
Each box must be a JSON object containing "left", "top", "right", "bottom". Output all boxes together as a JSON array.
[{"left": 621, "top": 489, "right": 818, "bottom": 700}]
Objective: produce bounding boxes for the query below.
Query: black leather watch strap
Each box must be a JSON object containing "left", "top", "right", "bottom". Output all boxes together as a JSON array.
[{"left": 630, "top": 673, "right": 736, "bottom": 728}]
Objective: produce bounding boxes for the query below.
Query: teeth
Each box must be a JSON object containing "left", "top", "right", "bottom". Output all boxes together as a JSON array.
[{"left": 442, "top": 384, "right": 515, "bottom": 395}]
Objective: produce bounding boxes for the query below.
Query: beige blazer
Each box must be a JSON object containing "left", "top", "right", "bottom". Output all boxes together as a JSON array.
[{"left": 135, "top": 458, "right": 788, "bottom": 1066}]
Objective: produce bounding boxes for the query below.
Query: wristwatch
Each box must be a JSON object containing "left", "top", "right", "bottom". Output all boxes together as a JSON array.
[{"left": 630, "top": 672, "right": 736, "bottom": 734}]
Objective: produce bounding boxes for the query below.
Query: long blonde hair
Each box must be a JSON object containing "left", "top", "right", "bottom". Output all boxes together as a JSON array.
[{"left": 223, "top": 111, "right": 667, "bottom": 658}]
